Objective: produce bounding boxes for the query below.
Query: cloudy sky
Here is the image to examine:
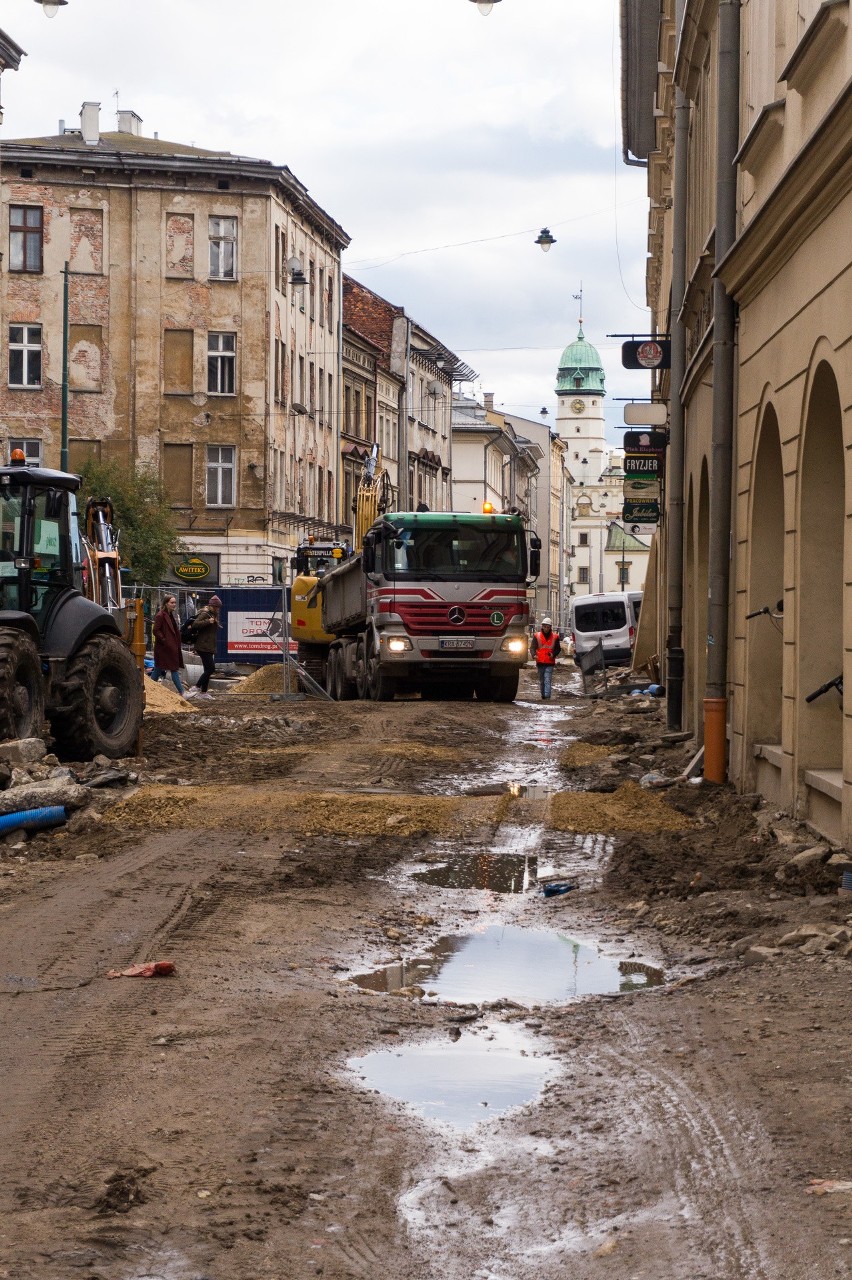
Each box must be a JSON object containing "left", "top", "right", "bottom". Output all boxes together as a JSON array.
[{"left": 4, "top": 0, "right": 652, "bottom": 437}]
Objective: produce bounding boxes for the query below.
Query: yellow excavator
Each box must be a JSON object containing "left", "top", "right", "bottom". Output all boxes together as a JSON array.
[{"left": 290, "top": 445, "right": 390, "bottom": 685}]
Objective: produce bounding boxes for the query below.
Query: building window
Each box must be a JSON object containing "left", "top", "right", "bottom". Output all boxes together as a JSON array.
[
  {"left": 327, "top": 271, "right": 334, "bottom": 329},
  {"left": 618, "top": 563, "right": 631, "bottom": 586},
  {"left": 9, "top": 324, "right": 42, "bottom": 388},
  {"left": 578, "top": 566, "right": 590, "bottom": 584},
  {"left": 207, "top": 332, "right": 236, "bottom": 395},
  {"left": 578, "top": 532, "right": 589, "bottom": 546},
  {"left": 9, "top": 206, "right": 43, "bottom": 273},
  {"left": 163, "top": 443, "right": 193, "bottom": 506},
  {"left": 319, "top": 266, "right": 325, "bottom": 328},
  {"left": 206, "top": 445, "right": 235, "bottom": 507},
  {"left": 166, "top": 212, "right": 194, "bottom": 278},
  {"left": 8, "top": 438, "right": 42, "bottom": 465},
  {"left": 208, "top": 216, "right": 237, "bottom": 280},
  {"left": 309, "top": 260, "right": 316, "bottom": 321},
  {"left": 163, "top": 329, "right": 194, "bottom": 395}
]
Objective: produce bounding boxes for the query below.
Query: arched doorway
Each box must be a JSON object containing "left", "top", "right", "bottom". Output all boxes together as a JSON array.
[
  {"left": 745, "top": 405, "right": 784, "bottom": 769},
  {"left": 797, "top": 361, "right": 844, "bottom": 774}
]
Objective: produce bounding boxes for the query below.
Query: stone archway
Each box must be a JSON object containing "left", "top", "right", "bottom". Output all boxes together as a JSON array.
[
  {"left": 797, "top": 361, "right": 844, "bottom": 774},
  {"left": 745, "top": 405, "right": 784, "bottom": 769}
]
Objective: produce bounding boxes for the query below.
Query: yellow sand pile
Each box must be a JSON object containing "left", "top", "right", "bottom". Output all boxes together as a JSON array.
[
  {"left": 559, "top": 742, "right": 618, "bottom": 769},
  {"left": 229, "top": 663, "right": 296, "bottom": 696},
  {"left": 102, "top": 785, "right": 496, "bottom": 838},
  {"left": 144, "top": 677, "right": 196, "bottom": 715},
  {"left": 548, "top": 781, "right": 693, "bottom": 834}
]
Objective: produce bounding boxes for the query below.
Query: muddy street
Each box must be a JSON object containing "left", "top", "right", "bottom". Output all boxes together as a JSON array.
[{"left": 1, "top": 667, "right": 851, "bottom": 1280}]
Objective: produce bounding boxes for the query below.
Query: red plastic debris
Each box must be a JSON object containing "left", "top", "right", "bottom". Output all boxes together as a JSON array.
[{"left": 106, "top": 960, "right": 176, "bottom": 979}]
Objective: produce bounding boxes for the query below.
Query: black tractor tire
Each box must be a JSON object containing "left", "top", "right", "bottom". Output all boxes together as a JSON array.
[
  {"left": 0, "top": 627, "right": 45, "bottom": 742},
  {"left": 49, "top": 633, "right": 143, "bottom": 761}
]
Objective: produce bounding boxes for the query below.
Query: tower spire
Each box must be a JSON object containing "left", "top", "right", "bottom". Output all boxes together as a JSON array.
[{"left": 572, "top": 282, "right": 583, "bottom": 332}]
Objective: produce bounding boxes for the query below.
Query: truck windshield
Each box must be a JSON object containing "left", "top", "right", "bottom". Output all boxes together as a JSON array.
[{"left": 383, "top": 525, "right": 525, "bottom": 580}]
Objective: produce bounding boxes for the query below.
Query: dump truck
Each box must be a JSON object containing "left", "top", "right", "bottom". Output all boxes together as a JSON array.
[
  {"left": 319, "top": 510, "right": 540, "bottom": 702},
  {"left": 0, "top": 456, "right": 144, "bottom": 758}
]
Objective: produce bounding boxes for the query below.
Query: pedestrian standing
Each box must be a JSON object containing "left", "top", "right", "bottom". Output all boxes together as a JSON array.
[
  {"left": 531, "top": 616, "right": 561, "bottom": 701},
  {"left": 150, "top": 595, "right": 186, "bottom": 697},
  {"left": 186, "top": 594, "right": 222, "bottom": 700}
]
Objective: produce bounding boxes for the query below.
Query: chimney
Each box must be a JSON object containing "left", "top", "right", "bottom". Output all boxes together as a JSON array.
[
  {"left": 80, "top": 101, "right": 100, "bottom": 146},
  {"left": 483, "top": 392, "right": 495, "bottom": 412},
  {"left": 117, "top": 109, "right": 143, "bottom": 137},
  {"left": 58, "top": 118, "right": 65, "bottom": 135}
]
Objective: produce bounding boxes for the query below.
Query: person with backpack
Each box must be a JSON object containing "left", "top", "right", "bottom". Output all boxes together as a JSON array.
[
  {"left": 531, "top": 616, "right": 561, "bottom": 701},
  {"left": 150, "top": 595, "right": 186, "bottom": 697},
  {"left": 185, "top": 595, "right": 222, "bottom": 700}
]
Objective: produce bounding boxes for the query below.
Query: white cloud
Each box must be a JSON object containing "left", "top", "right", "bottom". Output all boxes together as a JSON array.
[{"left": 4, "top": 0, "right": 652, "bottom": 434}]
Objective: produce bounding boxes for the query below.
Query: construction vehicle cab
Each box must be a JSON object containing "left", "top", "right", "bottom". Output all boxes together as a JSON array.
[
  {"left": 0, "top": 456, "right": 143, "bottom": 757},
  {"left": 290, "top": 537, "right": 351, "bottom": 684}
]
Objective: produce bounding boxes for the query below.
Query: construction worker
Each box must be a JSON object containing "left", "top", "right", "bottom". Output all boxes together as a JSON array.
[{"left": 531, "top": 617, "right": 561, "bottom": 700}]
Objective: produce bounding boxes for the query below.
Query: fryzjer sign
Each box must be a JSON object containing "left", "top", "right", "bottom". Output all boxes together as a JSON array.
[
  {"left": 621, "top": 340, "right": 671, "bottom": 370},
  {"left": 624, "top": 454, "right": 660, "bottom": 475}
]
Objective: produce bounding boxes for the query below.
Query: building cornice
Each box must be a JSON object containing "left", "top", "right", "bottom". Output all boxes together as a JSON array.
[{"left": 718, "top": 78, "right": 852, "bottom": 303}]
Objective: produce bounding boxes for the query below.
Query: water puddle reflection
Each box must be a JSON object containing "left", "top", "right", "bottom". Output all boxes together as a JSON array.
[
  {"left": 351, "top": 924, "right": 663, "bottom": 1005},
  {"left": 415, "top": 853, "right": 536, "bottom": 893},
  {"left": 349, "top": 1022, "right": 554, "bottom": 1130}
]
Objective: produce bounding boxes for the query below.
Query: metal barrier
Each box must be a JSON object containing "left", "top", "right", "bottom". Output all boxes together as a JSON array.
[{"left": 576, "top": 639, "right": 606, "bottom": 693}]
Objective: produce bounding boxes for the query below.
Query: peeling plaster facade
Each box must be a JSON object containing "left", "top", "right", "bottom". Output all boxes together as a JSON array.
[{"left": 0, "top": 106, "right": 349, "bottom": 583}]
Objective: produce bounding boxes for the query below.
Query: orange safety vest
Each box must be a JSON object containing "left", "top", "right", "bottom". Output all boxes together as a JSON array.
[{"left": 534, "top": 630, "right": 559, "bottom": 664}]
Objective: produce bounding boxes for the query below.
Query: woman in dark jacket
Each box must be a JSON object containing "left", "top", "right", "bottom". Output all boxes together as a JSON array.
[
  {"left": 186, "top": 594, "right": 221, "bottom": 699},
  {"left": 151, "top": 595, "right": 186, "bottom": 696}
]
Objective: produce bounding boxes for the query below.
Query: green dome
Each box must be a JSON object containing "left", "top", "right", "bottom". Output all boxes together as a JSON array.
[{"left": 556, "top": 326, "right": 605, "bottom": 395}]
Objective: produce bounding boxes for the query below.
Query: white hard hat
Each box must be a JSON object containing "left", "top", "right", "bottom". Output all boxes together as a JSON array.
[{"left": 541, "top": 617, "right": 552, "bottom": 625}]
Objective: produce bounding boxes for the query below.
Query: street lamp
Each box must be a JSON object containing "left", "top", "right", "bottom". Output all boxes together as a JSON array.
[
  {"left": 34, "top": 0, "right": 68, "bottom": 15},
  {"left": 535, "top": 227, "right": 556, "bottom": 253},
  {"left": 287, "top": 255, "right": 308, "bottom": 288},
  {"left": 469, "top": 0, "right": 502, "bottom": 13}
]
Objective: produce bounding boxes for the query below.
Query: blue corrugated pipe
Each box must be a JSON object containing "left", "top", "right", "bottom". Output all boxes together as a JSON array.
[{"left": 0, "top": 805, "right": 68, "bottom": 834}]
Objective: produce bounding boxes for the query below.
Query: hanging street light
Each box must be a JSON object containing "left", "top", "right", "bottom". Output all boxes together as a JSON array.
[
  {"left": 34, "top": 0, "right": 68, "bottom": 16},
  {"left": 469, "top": 0, "right": 502, "bottom": 14},
  {"left": 535, "top": 227, "right": 556, "bottom": 253}
]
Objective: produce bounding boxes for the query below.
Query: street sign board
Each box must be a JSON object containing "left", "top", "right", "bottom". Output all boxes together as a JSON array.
[
  {"left": 624, "top": 430, "right": 668, "bottom": 452},
  {"left": 623, "top": 477, "right": 661, "bottom": 502},
  {"left": 623, "top": 402, "right": 668, "bottom": 426},
  {"left": 623, "top": 499, "right": 660, "bottom": 523},
  {"left": 622, "top": 340, "right": 671, "bottom": 370},
  {"left": 624, "top": 454, "right": 660, "bottom": 475}
]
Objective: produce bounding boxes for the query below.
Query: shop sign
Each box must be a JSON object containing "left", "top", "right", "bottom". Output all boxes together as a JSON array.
[
  {"left": 624, "top": 454, "right": 660, "bottom": 476},
  {"left": 621, "top": 340, "right": 671, "bottom": 370},
  {"left": 623, "top": 477, "right": 661, "bottom": 503},
  {"left": 624, "top": 430, "right": 668, "bottom": 453},
  {"left": 623, "top": 499, "right": 660, "bottom": 524},
  {"left": 226, "top": 610, "right": 285, "bottom": 655},
  {"left": 173, "top": 556, "right": 213, "bottom": 582}
]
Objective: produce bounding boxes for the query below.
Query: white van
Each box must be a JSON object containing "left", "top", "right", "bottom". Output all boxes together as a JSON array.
[{"left": 569, "top": 592, "right": 636, "bottom": 668}]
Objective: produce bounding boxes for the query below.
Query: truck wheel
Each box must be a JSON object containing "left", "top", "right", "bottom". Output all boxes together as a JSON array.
[
  {"left": 0, "top": 627, "right": 45, "bottom": 741},
  {"left": 492, "top": 671, "right": 520, "bottom": 703},
  {"left": 367, "top": 647, "right": 396, "bottom": 701},
  {"left": 355, "top": 639, "right": 369, "bottom": 700},
  {"left": 334, "top": 649, "right": 356, "bottom": 702},
  {"left": 49, "top": 633, "right": 143, "bottom": 760},
  {"left": 326, "top": 648, "right": 339, "bottom": 698}
]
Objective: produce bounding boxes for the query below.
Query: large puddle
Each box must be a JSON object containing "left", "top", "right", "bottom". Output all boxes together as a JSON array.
[
  {"left": 349, "top": 1022, "right": 555, "bottom": 1130},
  {"left": 350, "top": 924, "right": 663, "bottom": 1005}
]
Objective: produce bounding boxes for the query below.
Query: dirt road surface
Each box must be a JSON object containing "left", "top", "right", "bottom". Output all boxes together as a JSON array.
[{"left": 1, "top": 664, "right": 850, "bottom": 1279}]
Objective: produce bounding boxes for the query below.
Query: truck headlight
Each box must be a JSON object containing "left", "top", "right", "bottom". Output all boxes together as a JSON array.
[
  {"left": 386, "top": 637, "right": 412, "bottom": 653},
  {"left": 501, "top": 637, "right": 527, "bottom": 655}
]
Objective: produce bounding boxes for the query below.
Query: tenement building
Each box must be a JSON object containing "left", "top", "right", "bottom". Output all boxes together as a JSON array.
[
  {"left": 622, "top": 1, "right": 852, "bottom": 843},
  {"left": 0, "top": 102, "right": 349, "bottom": 583}
]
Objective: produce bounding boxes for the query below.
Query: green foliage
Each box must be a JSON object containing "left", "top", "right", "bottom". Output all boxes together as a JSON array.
[{"left": 78, "top": 459, "right": 183, "bottom": 586}]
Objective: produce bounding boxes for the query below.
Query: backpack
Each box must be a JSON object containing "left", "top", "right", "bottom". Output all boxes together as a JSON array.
[{"left": 180, "top": 614, "right": 196, "bottom": 644}]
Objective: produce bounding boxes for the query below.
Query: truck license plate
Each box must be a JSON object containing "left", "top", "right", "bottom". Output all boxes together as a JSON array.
[{"left": 439, "top": 637, "right": 476, "bottom": 650}]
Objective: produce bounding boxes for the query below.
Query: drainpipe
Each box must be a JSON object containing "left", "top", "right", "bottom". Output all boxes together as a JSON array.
[
  {"left": 665, "top": 0, "right": 689, "bottom": 731},
  {"left": 704, "top": 0, "right": 741, "bottom": 782}
]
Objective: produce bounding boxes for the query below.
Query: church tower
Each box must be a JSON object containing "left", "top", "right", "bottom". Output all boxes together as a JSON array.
[{"left": 555, "top": 326, "right": 608, "bottom": 484}]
